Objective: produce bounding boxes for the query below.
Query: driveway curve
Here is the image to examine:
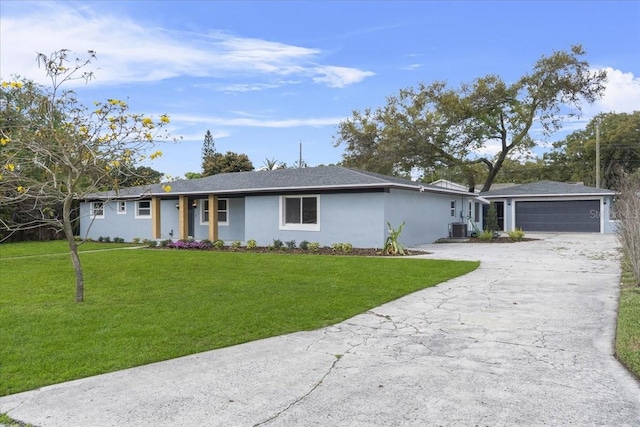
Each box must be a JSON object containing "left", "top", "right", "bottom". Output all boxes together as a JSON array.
[{"left": 2, "top": 233, "right": 639, "bottom": 426}]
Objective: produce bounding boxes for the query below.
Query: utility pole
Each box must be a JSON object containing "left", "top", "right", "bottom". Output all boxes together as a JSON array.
[{"left": 595, "top": 122, "right": 600, "bottom": 188}]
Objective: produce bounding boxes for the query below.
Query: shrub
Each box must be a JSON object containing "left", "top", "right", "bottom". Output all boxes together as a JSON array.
[
  {"left": 160, "top": 239, "right": 172, "bottom": 247},
  {"left": 104, "top": 236, "right": 112, "bottom": 243},
  {"left": 299, "top": 240, "right": 310, "bottom": 251},
  {"left": 272, "top": 239, "right": 284, "bottom": 250},
  {"left": 478, "top": 230, "right": 494, "bottom": 241},
  {"left": 113, "top": 237, "right": 125, "bottom": 244},
  {"left": 331, "top": 243, "right": 353, "bottom": 253},
  {"left": 285, "top": 240, "right": 296, "bottom": 250},
  {"left": 132, "top": 237, "right": 141, "bottom": 244},
  {"left": 507, "top": 228, "right": 525, "bottom": 242},
  {"left": 231, "top": 241, "right": 241, "bottom": 251},
  {"left": 308, "top": 242, "right": 320, "bottom": 253},
  {"left": 200, "top": 239, "right": 213, "bottom": 250},
  {"left": 147, "top": 240, "right": 158, "bottom": 248},
  {"left": 615, "top": 172, "right": 640, "bottom": 284},
  {"left": 486, "top": 202, "right": 499, "bottom": 233},
  {"left": 213, "top": 240, "right": 225, "bottom": 250},
  {"left": 246, "top": 239, "right": 257, "bottom": 250},
  {"left": 384, "top": 221, "right": 406, "bottom": 255},
  {"left": 97, "top": 236, "right": 105, "bottom": 242}
]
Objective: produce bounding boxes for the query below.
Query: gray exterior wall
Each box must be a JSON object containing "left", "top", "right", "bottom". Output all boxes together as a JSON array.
[
  {"left": 79, "top": 199, "right": 157, "bottom": 241},
  {"left": 80, "top": 188, "right": 479, "bottom": 245},
  {"left": 244, "top": 192, "right": 385, "bottom": 248},
  {"left": 384, "top": 188, "right": 458, "bottom": 245}
]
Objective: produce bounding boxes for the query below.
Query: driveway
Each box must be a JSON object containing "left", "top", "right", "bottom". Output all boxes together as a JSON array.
[{"left": 2, "top": 233, "right": 639, "bottom": 426}]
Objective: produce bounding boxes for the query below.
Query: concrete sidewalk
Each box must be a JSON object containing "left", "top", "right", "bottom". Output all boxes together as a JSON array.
[{"left": 2, "top": 233, "right": 639, "bottom": 426}]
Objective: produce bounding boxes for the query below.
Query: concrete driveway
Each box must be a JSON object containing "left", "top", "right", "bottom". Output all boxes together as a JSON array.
[{"left": 2, "top": 233, "right": 639, "bottom": 426}]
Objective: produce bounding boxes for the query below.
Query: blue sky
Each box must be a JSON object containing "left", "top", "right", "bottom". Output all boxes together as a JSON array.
[{"left": 1, "top": 1, "right": 639, "bottom": 179}]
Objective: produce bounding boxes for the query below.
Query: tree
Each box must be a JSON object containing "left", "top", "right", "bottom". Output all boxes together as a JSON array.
[
  {"left": 551, "top": 111, "right": 640, "bottom": 188},
  {"left": 0, "top": 49, "right": 174, "bottom": 302},
  {"left": 335, "top": 45, "right": 607, "bottom": 191},
  {"left": 203, "top": 151, "right": 254, "bottom": 176},
  {"left": 184, "top": 171, "right": 202, "bottom": 179},
  {"left": 262, "top": 157, "right": 285, "bottom": 170},
  {"left": 201, "top": 130, "right": 216, "bottom": 172}
]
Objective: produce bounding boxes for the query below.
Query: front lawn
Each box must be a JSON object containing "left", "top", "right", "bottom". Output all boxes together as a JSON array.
[
  {"left": 616, "top": 255, "right": 640, "bottom": 379},
  {"left": 0, "top": 243, "right": 478, "bottom": 396}
]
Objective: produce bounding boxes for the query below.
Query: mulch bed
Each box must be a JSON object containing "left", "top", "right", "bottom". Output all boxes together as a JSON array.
[
  {"left": 466, "top": 237, "right": 538, "bottom": 243},
  {"left": 154, "top": 246, "right": 430, "bottom": 256}
]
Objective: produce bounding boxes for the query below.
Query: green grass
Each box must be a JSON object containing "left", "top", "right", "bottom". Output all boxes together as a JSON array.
[
  {"left": 0, "top": 240, "right": 140, "bottom": 258},
  {"left": 616, "top": 255, "right": 640, "bottom": 379},
  {"left": 0, "top": 242, "right": 478, "bottom": 396}
]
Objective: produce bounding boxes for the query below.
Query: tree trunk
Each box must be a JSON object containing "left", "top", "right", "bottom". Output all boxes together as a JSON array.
[{"left": 62, "top": 195, "right": 84, "bottom": 302}]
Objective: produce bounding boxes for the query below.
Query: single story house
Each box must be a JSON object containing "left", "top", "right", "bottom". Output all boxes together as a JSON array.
[
  {"left": 80, "top": 166, "right": 486, "bottom": 247},
  {"left": 481, "top": 180, "right": 617, "bottom": 233}
]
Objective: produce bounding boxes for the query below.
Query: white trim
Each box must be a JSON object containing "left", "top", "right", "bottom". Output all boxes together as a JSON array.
[
  {"left": 90, "top": 201, "right": 104, "bottom": 219},
  {"left": 200, "top": 198, "right": 229, "bottom": 226},
  {"left": 483, "top": 191, "right": 614, "bottom": 199},
  {"left": 279, "top": 195, "right": 320, "bottom": 231},
  {"left": 116, "top": 201, "right": 127, "bottom": 215},
  {"left": 147, "top": 183, "right": 480, "bottom": 198},
  {"left": 135, "top": 200, "right": 152, "bottom": 219}
]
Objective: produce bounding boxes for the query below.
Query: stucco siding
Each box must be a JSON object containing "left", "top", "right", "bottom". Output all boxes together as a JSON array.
[
  {"left": 191, "top": 197, "right": 245, "bottom": 241},
  {"left": 244, "top": 192, "right": 385, "bottom": 248},
  {"left": 384, "top": 189, "right": 455, "bottom": 245},
  {"left": 80, "top": 200, "right": 157, "bottom": 241}
]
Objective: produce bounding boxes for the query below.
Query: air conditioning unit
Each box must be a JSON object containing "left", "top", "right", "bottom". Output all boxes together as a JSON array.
[{"left": 451, "top": 222, "right": 468, "bottom": 238}]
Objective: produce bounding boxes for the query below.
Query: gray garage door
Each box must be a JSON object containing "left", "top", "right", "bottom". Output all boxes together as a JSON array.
[{"left": 515, "top": 200, "right": 600, "bottom": 232}]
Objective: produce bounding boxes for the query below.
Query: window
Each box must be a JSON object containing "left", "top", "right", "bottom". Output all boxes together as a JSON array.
[
  {"left": 474, "top": 202, "right": 480, "bottom": 222},
  {"left": 90, "top": 202, "right": 104, "bottom": 219},
  {"left": 201, "top": 198, "right": 229, "bottom": 225},
  {"left": 280, "top": 195, "right": 319, "bottom": 231},
  {"left": 450, "top": 201, "right": 456, "bottom": 217},
  {"left": 468, "top": 201, "right": 472, "bottom": 219},
  {"left": 117, "top": 201, "right": 127, "bottom": 214},
  {"left": 136, "top": 200, "right": 151, "bottom": 218}
]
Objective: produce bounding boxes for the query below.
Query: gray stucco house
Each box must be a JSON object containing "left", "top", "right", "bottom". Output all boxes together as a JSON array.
[
  {"left": 481, "top": 180, "right": 617, "bottom": 233},
  {"left": 80, "top": 166, "right": 485, "bottom": 247}
]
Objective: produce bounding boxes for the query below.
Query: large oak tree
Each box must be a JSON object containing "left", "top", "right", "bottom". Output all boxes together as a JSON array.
[{"left": 335, "top": 45, "right": 607, "bottom": 191}]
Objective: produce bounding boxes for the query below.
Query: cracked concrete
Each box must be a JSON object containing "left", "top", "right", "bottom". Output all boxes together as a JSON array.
[{"left": 1, "top": 233, "right": 639, "bottom": 426}]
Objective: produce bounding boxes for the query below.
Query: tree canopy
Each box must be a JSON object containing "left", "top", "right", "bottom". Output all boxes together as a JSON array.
[
  {"left": 335, "top": 45, "right": 607, "bottom": 191},
  {"left": 0, "top": 49, "right": 174, "bottom": 301},
  {"left": 200, "top": 130, "right": 254, "bottom": 176}
]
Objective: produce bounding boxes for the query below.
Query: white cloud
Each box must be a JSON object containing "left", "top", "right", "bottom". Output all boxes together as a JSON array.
[
  {"left": 170, "top": 113, "right": 344, "bottom": 128},
  {"left": 0, "top": 2, "right": 374, "bottom": 88},
  {"left": 593, "top": 67, "right": 640, "bottom": 114},
  {"left": 401, "top": 64, "right": 422, "bottom": 71}
]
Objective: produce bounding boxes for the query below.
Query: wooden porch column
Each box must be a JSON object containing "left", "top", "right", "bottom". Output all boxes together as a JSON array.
[
  {"left": 151, "top": 196, "right": 161, "bottom": 239},
  {"left": 178, "top": 195, "right": 189, "bottom": 240},
  {"left": 208, "top": 194, "right": 218, "bottom": 241}
]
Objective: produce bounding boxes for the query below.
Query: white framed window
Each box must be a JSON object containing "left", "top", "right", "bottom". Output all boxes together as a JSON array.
[
  {"left": 474, "top": 202, "right": 480, "bottom": 222},
  {"left": 279, "top": 195, "right": 320, "bottom": 231},
  {"left": 135, "top": 200, "right": 151, "bottom": 218},
  {"left": 90, "top": 202, "right": 104, "bottom": 219},
  {"left": 117, "top": 201, "right": 127, "bottom": 215},
  {"left": 200, "top": 198, "right": 229, "bottom": 226},
  {"left": 450, "top": 201, "right": 456, "bottom": 217}
]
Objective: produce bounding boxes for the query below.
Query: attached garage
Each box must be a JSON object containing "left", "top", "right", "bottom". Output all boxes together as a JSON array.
[
  {"left": 481, "top": 181, "right": 617, "bottom": 234},
  {"left": 515, "top": 200, "right": 600, "bottom": 232}
]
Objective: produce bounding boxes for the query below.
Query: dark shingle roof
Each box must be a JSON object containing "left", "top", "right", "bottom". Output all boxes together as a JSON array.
[
  {"left": 86, "top": 166, "right": 476, "bottom": 199},
  {"left": 481, "top": 180, "right": 616, "bottom": 197}
]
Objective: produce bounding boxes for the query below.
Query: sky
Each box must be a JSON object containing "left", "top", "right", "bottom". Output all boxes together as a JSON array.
[{"left": 1, "top": 0, "right": 639, "bottom": 179}]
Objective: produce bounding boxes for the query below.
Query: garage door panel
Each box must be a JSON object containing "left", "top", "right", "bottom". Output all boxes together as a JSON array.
[{"left": 515, "top": 200, "right": 600, "bottom": 232}]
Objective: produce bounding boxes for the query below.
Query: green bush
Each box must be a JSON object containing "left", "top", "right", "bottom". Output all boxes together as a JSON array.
[
  {"left": 272, "top": 239, "right": 284, "bottom": 250},
  {"left": 160, "top": 239, "right": 172, "bottom": 247},
  {"left": 231, "top": 241, "right": 241, "bottom": 251},
  {"left": 285, "top": 240, "right": 296, "bottom": 250},
  {"left": 246, "top": 239, "right": 257, "bottom": 250},
  {"left": 308, "top": 242, "right": 320, "bottom": 253},
  {"left": 213, "top": 240, "right": 225, "bottom": 250},
  {"left": 331, "top": 243, "right": 353, "bottom": 254},
  {"left": 132, "top": 237, "right": 141, "bottom": 244},
  {"left": 98, "top": 236, "right": 105, "bottom": 242},
  {"left": 299, "top": 240, "right": 310, "bottom": 251},
  {"left": 147, "top": 240, "right": 158, "bottom": 248},
  {"left": 507, "top": 228, "right": 525, "bottom": 242},
  {"left": 478, "top": 230, "right": 494, "bottom": 241},
  {"left": 113, "top": 237, "right": 125, "bottom": 244}
]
